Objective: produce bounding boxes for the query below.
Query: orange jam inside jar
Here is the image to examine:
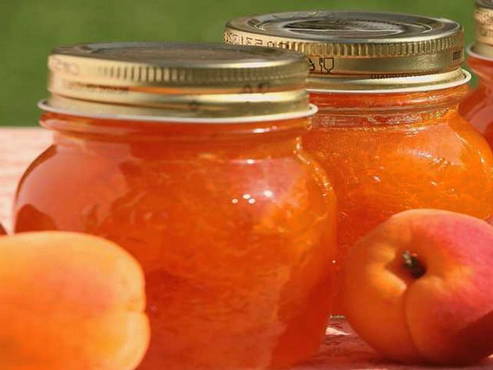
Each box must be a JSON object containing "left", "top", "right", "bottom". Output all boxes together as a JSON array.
[
  {"left": 226, "top": 11, "right": 493, "bottom": 309},
  {"left": 460, "top": 0, "right": 493, "bottom": 145},
  {"left": 13, "top": 43, "right": 337, "bottom": 369}
]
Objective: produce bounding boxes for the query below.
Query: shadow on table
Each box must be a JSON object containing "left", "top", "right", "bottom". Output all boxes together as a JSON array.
[{"left": 292, "top": 319, "right": 493, "bottom": 370}]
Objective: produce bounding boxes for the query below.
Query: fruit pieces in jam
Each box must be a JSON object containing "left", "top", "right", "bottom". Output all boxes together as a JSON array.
[
  {"left": 14, "top": 113, "right": 338, "bottom": 369},
  {"left": 306, "top": 86, "right": 493, "bottom": 286}
]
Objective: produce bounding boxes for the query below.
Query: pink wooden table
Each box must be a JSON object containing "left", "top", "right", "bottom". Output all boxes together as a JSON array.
[{"left": 1, "top": 127, "right": 492, "bottom": 370}]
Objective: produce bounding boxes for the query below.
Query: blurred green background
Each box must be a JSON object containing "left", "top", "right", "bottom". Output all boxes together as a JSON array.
[{"left": 0, "top": 0, "right": 478, "bottom": 126}]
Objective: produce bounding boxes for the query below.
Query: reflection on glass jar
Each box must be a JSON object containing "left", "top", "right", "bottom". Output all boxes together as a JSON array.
[{"left": 306, "top": 86, "right": 493, "bottom": 252}]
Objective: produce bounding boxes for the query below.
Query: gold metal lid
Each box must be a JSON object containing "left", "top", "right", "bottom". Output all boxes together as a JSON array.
[
  {"left": 45, "top": 42, "right": 314, "bottom": 122},
  {"left": 225, "top": 11, "right": 467, "bottom": 92},
  {"left": 473, "top": 0, "right": 493, "bottom": 59}
]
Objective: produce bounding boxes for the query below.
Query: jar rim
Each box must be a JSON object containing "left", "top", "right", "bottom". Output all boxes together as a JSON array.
[
  {"left": 307, "top": 69, "right": 471, "bottom": 94},
  {"left": 468, "top": 43, "right": 493, "bottom": 61},
  {"left": 38, "top": 100, "right": 318, "bottom": 124}
]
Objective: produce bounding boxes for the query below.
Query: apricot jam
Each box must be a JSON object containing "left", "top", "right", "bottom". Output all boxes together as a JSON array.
[
  {"left": 226, "top": 11, "right": 493, "bottom": 309},
  {"left": 460, "top": 0, "right": 493, "bottom": 146},
  {"left": 307, "top": 86, "right": 493, "bottom": 253},
  {"left": 13, "top": 43, "right": 337, "bottom": 369}
]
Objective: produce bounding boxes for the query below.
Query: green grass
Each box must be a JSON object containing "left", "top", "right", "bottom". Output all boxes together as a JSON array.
[{"left": 0, "top": 0, "right": 477, "bottom": 126}]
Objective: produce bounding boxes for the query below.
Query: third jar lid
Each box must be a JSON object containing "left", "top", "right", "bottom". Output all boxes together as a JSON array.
[
  {"left": 474, "top": 0, "right": 493, "bottom": 58},
  {"left": 225, "top": 11, "right": 469, "bottom": 92}
]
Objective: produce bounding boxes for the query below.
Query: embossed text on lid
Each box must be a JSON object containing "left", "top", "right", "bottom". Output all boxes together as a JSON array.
[{"left": 50, "top": 42, "right": 308, "bottom": 86}]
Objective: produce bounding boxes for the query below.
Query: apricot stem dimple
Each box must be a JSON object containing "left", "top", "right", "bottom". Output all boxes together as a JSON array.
[{"left": 402, "top": 250, "right": 426, "bottom": 279}]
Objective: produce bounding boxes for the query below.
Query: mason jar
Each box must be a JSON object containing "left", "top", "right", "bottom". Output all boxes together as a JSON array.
[
  {"left": 225, "top": 11, "right": 493, "bottom": 311},
  {"left": 14, "top": 42, "right": 337, "bottom": 369}
]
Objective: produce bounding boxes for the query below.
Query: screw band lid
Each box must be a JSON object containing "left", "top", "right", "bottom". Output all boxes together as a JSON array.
[
  {"left": 225, "top": 11, "right": 466, "bottom": 92},
  {"left": 46, "top": 42, "right": 313, "bottom": 121}
]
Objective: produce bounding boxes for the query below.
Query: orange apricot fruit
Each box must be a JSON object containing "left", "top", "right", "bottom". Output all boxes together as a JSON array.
[
  {"left": 0, "top": 231, "right": 149, "bottom": 370},
  {"left": 343, "top": 209, "right": 493, "bottom": 366}
]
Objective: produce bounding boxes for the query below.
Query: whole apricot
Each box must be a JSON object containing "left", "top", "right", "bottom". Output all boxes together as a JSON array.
[
  {"left": 343, "top": 209, "right": 493, "bottom": 366},
  {"left": 0, "top": 232, "right": 149, "bottom": 370}
]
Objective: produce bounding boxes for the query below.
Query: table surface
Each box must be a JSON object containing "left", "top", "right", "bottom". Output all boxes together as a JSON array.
[{"left": 1, "top": 127, "right": 492, "bottom": 370}]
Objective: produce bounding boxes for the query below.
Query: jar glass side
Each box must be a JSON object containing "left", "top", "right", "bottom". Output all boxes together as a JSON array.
[{"left": 14, "top": 112, "right": 337, "bottom": 370}]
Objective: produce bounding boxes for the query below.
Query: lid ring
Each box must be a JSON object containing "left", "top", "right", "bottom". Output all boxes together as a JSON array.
[{"left": 38, "top": 100, "right": 318, "bottom": 124}]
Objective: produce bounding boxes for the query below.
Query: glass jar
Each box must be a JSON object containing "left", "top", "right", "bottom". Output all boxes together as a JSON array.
[
  {"left": 14, "top": 43, "right": 337, "bottom": 370},
  {"left": 307, "top": 85, "right": 493, "bottom": 251},
  {"left": 460, "top": 0, "right": 493, "bottom": 145},
  {"left": 225, "top": 11, "right": 493, "bottom": 310}
]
